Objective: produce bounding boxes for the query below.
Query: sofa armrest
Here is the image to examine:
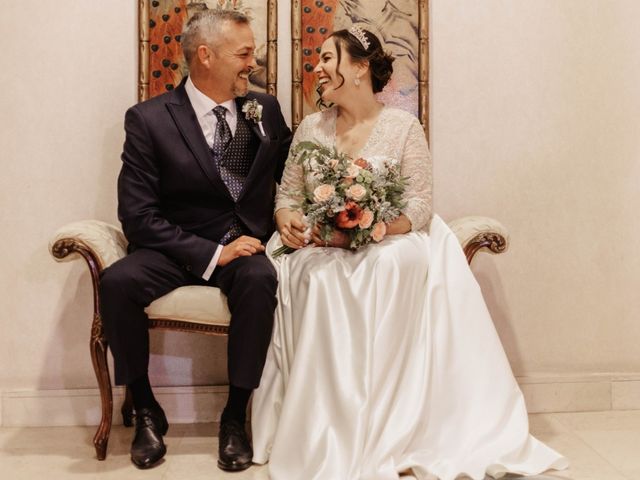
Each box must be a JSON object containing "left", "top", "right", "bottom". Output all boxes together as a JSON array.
[
  {"left": 447, "top": 216, "right": 509, "bottom": 264},
  {"left": 49, "top": 220, "right": 128, "bottom": 272}
]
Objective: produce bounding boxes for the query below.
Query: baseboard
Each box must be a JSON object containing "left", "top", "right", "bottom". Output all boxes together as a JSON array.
[
  {"left": 518, "top": 373, "right": 640, "bottom": 413},
  {"left": 1, "top": 385, "right": 228, "bottom": 427},
  {"left": 3, "top": 375, "right": 640, "bottom": 427}
]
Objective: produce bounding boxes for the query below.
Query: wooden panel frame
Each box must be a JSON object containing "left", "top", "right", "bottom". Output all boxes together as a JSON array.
[
  {"left": 291, "top": 0, "right": 429, "bottom": 139},
  {"left": 138, "top": 0, "right": 278, "bottom": 102}
]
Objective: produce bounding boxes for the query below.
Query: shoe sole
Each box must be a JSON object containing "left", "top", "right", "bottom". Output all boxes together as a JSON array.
[{"left": 217, "top": 459, "right": 252, "bottom": 472}]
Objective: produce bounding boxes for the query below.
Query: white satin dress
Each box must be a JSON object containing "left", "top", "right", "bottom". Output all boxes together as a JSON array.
[{"left": 251, "top": 107, "right": 568, "bottom": 480}]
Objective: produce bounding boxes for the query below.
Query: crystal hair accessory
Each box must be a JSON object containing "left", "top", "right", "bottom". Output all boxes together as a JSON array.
[{"left": 349, "top": 25, "right": 370, "bottom": 51}]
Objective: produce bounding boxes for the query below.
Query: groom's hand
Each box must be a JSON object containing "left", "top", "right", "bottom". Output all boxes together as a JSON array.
[{"left": 217, "top": 236, "right": 265, "bottom": 267}]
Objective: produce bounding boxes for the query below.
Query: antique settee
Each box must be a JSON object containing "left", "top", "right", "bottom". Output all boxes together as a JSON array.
[{"left": 49, "top": 216, "right": 508, "bottom": 460}]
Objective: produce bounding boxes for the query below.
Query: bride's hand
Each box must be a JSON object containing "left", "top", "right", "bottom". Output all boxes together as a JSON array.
[
  {"left": 311, "top": 225, "right": 351, "bottom": 249},
  {"left": 275, "top": 208, "right": 308, "bottom": 249},
  {"left": 385, "top": 214, "right": 412, "bottom": 235}
]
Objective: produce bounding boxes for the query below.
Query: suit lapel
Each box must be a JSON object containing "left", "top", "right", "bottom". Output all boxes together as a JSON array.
[
  {"left": 166, "top": 85, "right": 232, "bottom": 199},
  {"left": 235, "top": 95, "right": 271, "bottom": 202}
]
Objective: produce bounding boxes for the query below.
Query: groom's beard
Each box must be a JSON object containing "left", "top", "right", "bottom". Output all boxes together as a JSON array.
[
  {"left": 234, "top": 71, "right": 251, "bottom": 97},
  {"left": 234, "top": 83, "right": 249, "bottom": 97}
]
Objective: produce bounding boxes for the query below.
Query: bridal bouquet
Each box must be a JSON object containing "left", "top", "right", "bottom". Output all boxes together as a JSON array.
[{"left": 272, "top": 141, "right": 407, "bottom": 257}]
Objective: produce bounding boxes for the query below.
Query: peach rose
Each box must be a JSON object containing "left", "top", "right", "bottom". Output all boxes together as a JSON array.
[
  {"left": 359, "top": 209, "right": 374, "bottom": 229},
  {"left": 313, "top": 184, "right": 335, "bottom": 203},
  {"left": 336, "top": 201, "right": 363, "bottom": 229},
  {"left": 346, "top": 184, "right": 367, "bottom": 201},
  {"left": 371, "top": 222, "right": 387, "bottom": 242}
]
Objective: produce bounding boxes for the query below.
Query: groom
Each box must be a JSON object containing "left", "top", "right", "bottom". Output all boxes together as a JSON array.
[{"left": 99, "top": 9, "right": 291, "bottom": 471}]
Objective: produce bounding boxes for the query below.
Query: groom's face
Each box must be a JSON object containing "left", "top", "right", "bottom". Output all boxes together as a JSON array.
[{"left": 208, "top": 21, "right": 257, "bottom": 99}]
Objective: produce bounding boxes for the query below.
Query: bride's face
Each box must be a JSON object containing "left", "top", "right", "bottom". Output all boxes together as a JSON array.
[{"left": 314, "top": 38, "right": 357, "bottom": 104}]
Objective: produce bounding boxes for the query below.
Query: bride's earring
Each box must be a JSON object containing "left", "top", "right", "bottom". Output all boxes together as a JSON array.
[{"left": 354, "top": 77, "right": 361, "bottom": 87}]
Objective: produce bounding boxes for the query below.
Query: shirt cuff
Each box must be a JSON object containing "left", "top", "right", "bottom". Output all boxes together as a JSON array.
[{"left": 202, "top": 244, "right": 224, "bottom": 281}]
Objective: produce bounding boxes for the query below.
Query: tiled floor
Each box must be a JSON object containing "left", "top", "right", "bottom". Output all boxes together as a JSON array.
[{"left": 1, "top": 411, "right": 639, "bottom": 479}]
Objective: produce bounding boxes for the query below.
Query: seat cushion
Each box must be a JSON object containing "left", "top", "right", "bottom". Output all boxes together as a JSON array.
[{"left": 144, "top": 285, "right": 231, "bottom": 327}]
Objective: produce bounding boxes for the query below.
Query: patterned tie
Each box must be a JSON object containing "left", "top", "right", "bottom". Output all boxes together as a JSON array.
[
  {"left": 212, "top": 106, "right": 232, "bottom": 158},
  {"left": 212, "top": 106, "right": 243, "bottom": 244}
]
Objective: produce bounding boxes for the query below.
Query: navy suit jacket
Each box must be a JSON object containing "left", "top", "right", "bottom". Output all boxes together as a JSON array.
[{"left": 117, "top": 82, "right": 293, "bottom": 277}]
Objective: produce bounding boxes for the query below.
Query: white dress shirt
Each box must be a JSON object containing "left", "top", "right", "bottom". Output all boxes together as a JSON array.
[{"left": 184, "top": 76, "right": 238, "bottom": 280}]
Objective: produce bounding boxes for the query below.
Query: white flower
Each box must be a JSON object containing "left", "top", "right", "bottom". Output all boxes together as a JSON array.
[
  {"left": 345, "top": 164, "right": 361, "bottom": 178},
  {"left": 242, "top": 99, "right": 263, "bottom": 123}
]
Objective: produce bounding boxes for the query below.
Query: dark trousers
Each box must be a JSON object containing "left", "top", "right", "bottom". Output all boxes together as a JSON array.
[{"left": 99, "top": 248, "right": 277, "bottom": 389}]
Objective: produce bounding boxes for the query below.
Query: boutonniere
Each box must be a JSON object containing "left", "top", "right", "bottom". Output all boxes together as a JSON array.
[{"left": 242, "top": 99, "right": 266, "bottom": 137}]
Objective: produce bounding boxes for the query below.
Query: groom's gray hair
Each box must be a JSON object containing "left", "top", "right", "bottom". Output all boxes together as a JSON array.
[{"left": 181, "top": 9, "right": 250, "bottom": 64}]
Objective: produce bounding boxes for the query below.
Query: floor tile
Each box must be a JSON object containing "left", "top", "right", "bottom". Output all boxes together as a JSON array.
[
  {"left": 3, "top": 412, "right": 640, "bottom": 479},
  {"left": 530, "top": 428, "right": 627, "bottom": 480},
  {"left": 569, "top": 429, "right": 640, "bottom": 473},
  {"left": 529, "top": 413, "right": 573, "bottom": 435}
]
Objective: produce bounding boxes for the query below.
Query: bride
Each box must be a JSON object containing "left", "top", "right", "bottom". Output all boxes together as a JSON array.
[{"left": 251, "top": 26, "right": 568, "bottom": 480}]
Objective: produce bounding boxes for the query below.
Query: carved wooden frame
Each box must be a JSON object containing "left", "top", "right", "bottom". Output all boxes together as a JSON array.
[
  {"left": 291, "top": 0, "right": 429, "bottom": 138},
  {"left": 51, "top": 238, "right": 230, "bottom": 461},
  {"left": 138, "top": 0, "right": 279, "bottom": 102}
]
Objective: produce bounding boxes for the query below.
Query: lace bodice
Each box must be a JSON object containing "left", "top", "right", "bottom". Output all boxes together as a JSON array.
[{"left": 276, "top": 106, "right": 433, "bottom": 231}]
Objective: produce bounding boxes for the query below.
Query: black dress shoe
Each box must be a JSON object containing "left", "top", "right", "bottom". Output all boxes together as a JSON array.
[
  {"left": 130, "top": 406, "right": 169, "bottom": 469},
  {"left": 217, "top": 419, "right": 253, "bottom": 471}
]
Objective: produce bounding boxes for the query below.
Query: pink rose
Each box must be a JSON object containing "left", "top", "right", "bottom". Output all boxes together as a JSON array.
[
  {"left": 336, "top": 201, "right": 363, "bottom": 229},
  {"left": 346, "top": 184, "right": 367, "bottom": 201},
  {"left": 371, "top": 222, "right": 387, "bottom": 242},
  {"left": 313, "top": 184, "right": 335, "bottom": 203},
  {"left": 342, "top": 177, "right": 354, "bottom": 186},
  {"left": 359, "top": 209, "right": 374, "bottom": 229}
]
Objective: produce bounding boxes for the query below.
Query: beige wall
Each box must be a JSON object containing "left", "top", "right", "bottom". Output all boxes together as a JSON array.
[
  {"left": 1, "top": 0, "right": 639, "bottom": 411},
  {"left": 431, "top": 0, "right": 640, "bottom": 376}
]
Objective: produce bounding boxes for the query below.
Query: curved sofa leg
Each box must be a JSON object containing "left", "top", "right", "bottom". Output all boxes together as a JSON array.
[
  {"left": 50, "top": 236, "right": 122, "bottom": 461},
  {"left": 90, "top": 313, "right": 113, "bottom": 461}
]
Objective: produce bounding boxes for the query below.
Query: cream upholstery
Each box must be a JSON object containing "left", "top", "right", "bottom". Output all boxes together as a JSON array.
[
  {"left": 50, "top": 218, "right": 508, "bottom": 331},
  {"left": 144, "top": 285, "right": 231, "bottom": 326},
  {"left": 50, "top": 220, "right": 128, "bottom": 270},
  {"left": 49, "top": 220, "right": 231, "bottom": 326}
]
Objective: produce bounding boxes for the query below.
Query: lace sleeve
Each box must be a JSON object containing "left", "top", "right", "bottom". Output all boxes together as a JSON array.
[
  {"left": 400, "top": 117, "right": 433, "bottom": 231},
  {"left": 275, "top": 121, "right": 307, "bottom": 213}
]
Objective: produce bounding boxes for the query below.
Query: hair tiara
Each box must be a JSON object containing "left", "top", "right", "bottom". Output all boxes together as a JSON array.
[{"left": 349, "top": 25, "right": 370, "bottom": 51}]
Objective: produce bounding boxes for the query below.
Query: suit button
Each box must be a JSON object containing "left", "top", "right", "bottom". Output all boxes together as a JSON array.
[{"left": 185, "top": 265, "right": 192, "bottom": 272}]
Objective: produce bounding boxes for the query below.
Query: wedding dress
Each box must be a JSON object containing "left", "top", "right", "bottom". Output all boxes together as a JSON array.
[{"left": 251, "top": 106, "right": 567, "bottom": 480}]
